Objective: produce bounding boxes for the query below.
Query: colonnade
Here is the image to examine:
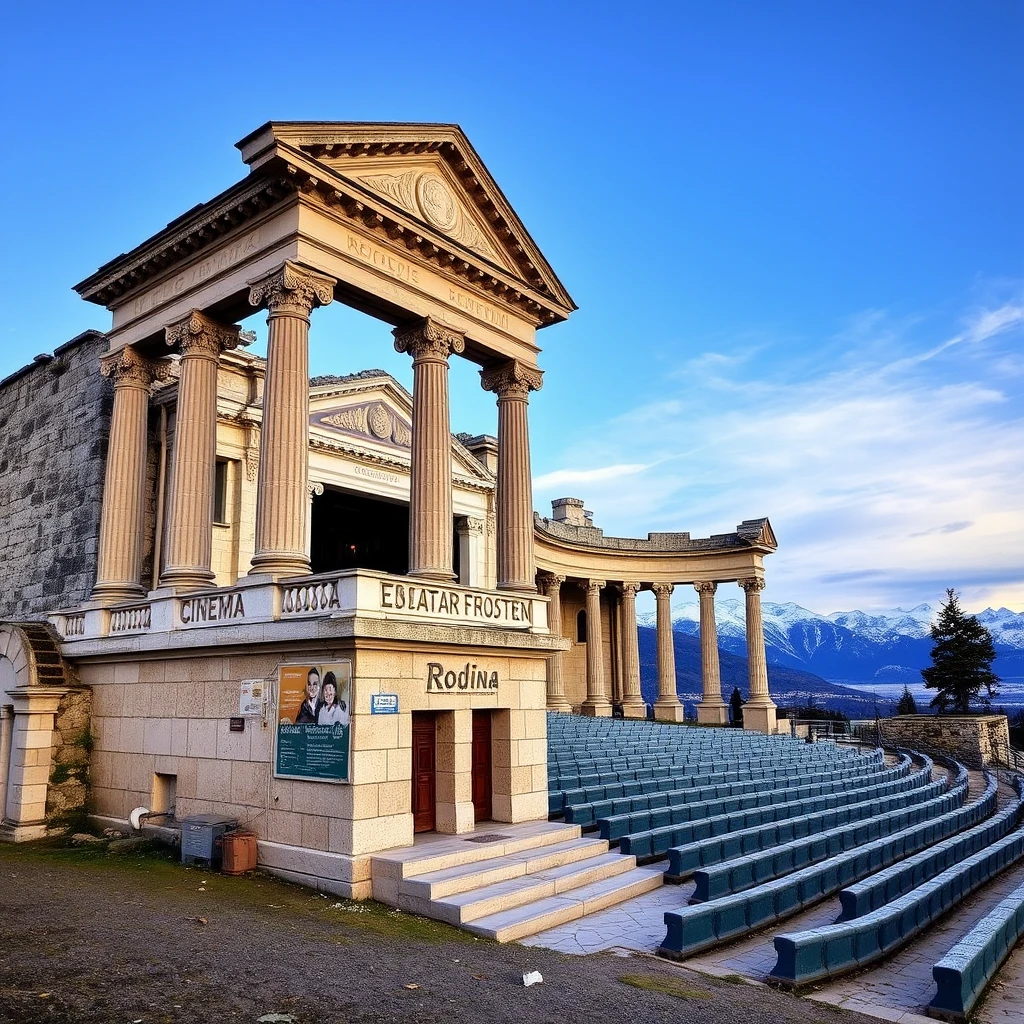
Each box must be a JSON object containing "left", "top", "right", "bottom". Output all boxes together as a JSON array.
[
  {"left": 539, "top": 574, "right": 777, "bottom": 732},
  {"left": 91, "top": 261, "right": 543, "bottom": 601}
]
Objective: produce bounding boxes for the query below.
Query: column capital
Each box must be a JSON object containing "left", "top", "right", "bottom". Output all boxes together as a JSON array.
[
  {"left": 307, "top": 481, "right": 325, "bottom": 499},
  {"left": 586, "top": 579, "right": 606, "bottom": 595},
  {"left": 99, "top": 346, "right": 170, "bottom": 390},
  {"left": 618, "top": 581, "right": 642, "bottom": 597},
  {"left": 248, "top": 261, "right": 336, "bottom": 318},
  {"left": 694, "top": 580, "right": 719, "bottom": 596},
  {"left": 166, "top": 310, "right": 248, "bottom": 360},
  {"left": 463, "top": 516, "right": 486, "bottom": 535},
  {"left": 393, "top": 316, "right": 465, "bottom": 363},
  {"left": 538, "top": 572, "right": 566, "bottom": 594},
  {"left": 479, "top": 359, "right": 543, "bottom": 400},
  {"left": 652, "top": 581, "right": 674, "bottom": 599},
  {"left": 738, "top": 577, "right": 766, "bottom": 593}
]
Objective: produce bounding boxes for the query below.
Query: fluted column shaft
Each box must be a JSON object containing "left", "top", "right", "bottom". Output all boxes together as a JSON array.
[
  {"left": 395, "top": 318, "right": 465, "bottom": 581},
  {"left": 581, "top": 580, "right": 611, "bottom": 716},
  {"left": 92, "top": 347, "right": 167, "bottom": 602},
  {"left": 540, "top": 574, "right": 570, "bottom": 711},
  {"left": 740, "top": 578, "right": 773, "bottom": 703},
  {"left": 695, "top": 581, "right": 729, "bottom": 725},
  {"left": 619, "top": 582, "right": 646, "bottom": 716},
  {"left": 653, "top": 582, "right": 685, "bottom": 721},
  {"left": 248, "top": 263, "right": 335, "bottom": 578},
  {"left": 481, "top": 360, "right": 543, "bottom": 592},
  {"left": 160, "top": 312, "right": 243, "bottom": 591}
]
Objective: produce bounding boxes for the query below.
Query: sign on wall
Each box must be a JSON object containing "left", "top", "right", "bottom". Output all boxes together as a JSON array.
[
  {"left": 370, "top": 693, "right": 399, "bottom": 714},
  {"left": 275, "top": 661, "right": 352, "bottom": 783}
]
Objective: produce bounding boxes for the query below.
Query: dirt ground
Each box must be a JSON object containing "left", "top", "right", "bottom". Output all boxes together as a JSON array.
[{"left": 0, "top": 838, "right": 879, "bottom": 1024}]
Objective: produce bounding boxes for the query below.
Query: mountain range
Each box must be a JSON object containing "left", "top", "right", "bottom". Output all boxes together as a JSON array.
[{"left": 634, "top": 601, "right": 1024, "bottom": 718}]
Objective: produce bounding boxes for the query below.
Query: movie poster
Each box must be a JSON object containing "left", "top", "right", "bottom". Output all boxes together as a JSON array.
[{"left": 275, "top": 661, "right": 352, "bottom": 782}]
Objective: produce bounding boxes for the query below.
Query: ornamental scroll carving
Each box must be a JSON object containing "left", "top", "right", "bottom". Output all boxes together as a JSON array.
[
  {"left": 480, "top": 360, "right": 544, "bottom": 400},
  {"left": 356, "top": 169, "right": 501, "bottom": 264},
  {"left": 99, "top": 346, "right": 171, "bottom": 390},
  {"left": 738, "top": 577, "right": 766, "bottom": 593},
  {"left": 694, "top": 581, "right": 718, "bottom": 597},
  {"left": 165, "top": 310, "right": 246, "bottom": 359},
  {"left": 248, "top": 261, "right": 336, "bottom": 318},
  {"left": 313, "top": 401, "right": 413, "bottom": 450},
  {"left": 393, "top": 317, "right": 466, "bottom": 363}
]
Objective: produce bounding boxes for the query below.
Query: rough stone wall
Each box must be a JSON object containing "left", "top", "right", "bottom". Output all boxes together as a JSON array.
[
  {"left": 879, "top": 714, "right": 1011, "bottom": 769},
  {"left": 46, "top": 687, "right": 93, "bottom": 821},
  {"left": 0, "top": 332, "right": 110, "bottom": 618}
]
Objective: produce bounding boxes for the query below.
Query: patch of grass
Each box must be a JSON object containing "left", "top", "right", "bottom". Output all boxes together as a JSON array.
[
  {"left": 618, "top": 973, "right": 713, "bottom": 1001},
  {"left": 719, "top": 973, "right": 750, "bottom": 985},
  {"left": 321, "top": 898, "right": 481, "bottom": 945}
]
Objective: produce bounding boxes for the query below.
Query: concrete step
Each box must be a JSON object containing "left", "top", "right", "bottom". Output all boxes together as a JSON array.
[
  {"left": 464, "top": 866, "right": 666, "bottom": 942},
  {"left": 422, "top": 851, "right": 637, "bottom": 925},
  {"left": 400, "top": 837, "right": 609, "bottom": 902}
]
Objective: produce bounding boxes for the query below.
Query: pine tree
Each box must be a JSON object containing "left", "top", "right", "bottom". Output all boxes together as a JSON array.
[
  {"left": 921, "top": 589, "right": 1000, "bottom": 714},
  {"left": 895, "top": 685, "right": 918, "bottom": 716},
  {"left": 729, "top": 687, "right": 744, "bottom": 727}
]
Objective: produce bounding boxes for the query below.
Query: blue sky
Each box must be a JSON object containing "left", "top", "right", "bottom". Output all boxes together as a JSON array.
[{"left": 1, "top": 2, "right": 1021, "bottom": 615}]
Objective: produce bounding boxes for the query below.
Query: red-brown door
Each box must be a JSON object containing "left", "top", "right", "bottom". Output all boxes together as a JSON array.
[
  {"left": 472, "top": 709, "right": 492, "bottom": 823},
  {"left": 411, "top": 713, "right": 436, "bottom": 833}
]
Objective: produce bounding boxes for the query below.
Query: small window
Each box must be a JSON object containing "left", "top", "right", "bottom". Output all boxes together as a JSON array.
[
  {"left": 152, "top": 772, "right": 177, "bottom": 818},
  {"left": 576, "top": 608, "right": 588, "bottom": 643},
  {"left": 213, "top": 459, "right": 230, "bottom": 525}
]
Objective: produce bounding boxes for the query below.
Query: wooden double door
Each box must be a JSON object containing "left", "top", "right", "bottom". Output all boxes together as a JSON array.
[{"left": 410, "top": 710, "right": 493, "bottom": 834}]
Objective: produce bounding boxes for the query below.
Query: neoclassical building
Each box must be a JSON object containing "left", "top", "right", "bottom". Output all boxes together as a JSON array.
[{"left": 0, "top": 122, "right": 777, "bottom": 895}]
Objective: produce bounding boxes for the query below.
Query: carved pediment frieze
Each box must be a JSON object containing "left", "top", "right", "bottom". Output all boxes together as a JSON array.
[{"left": 312, "top": 400, "right": 412, "bottom": 450}]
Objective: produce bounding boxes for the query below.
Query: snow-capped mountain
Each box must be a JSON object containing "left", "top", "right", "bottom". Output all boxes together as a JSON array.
[{"left": 638, "top": 600, "right": 1024, "bottom": 683}]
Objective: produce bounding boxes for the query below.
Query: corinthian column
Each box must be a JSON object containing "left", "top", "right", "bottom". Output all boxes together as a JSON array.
[
  {"left": 92, "top": 346, "right": 169, "bottom": 602},
  {"left": 739, "top": 577, "right": 777, "bottom": 734},
  {"left": 581, "top": 580, "right": 611, "bottom": 716},
  {"left": 160, "top": 312, "right": 243, "bottom": 591},
  {"left": 618, "top": 582, "right": 646, "bottom": 718},
  {"left": 653, "top": 582, "right": 685, "bottom": 722},
  {"left": 394, "top": 318, "right": 464, "bottom": 581},
  {"left": 480, "top": 360, "right": 543, "bottom": 592},
  {"left": 248, "top": 262, "right": 335, "bottom": 578},
  {"left": 695, "top": 581, "right": 728, "bottom": 725},
  {"left": 539, "top": 574, "right": 570, "bottom": 711}
]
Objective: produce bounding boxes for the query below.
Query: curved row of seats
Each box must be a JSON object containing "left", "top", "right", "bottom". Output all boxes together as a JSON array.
[
  {"left": 769, "top": 787, "right": 1024, "bottom": 986},
  {"left": 929, "top": 873, "right": 1024, "bottom": 1019},
  {"left": 565, "top": 752, "right": 896, "bottom": 827},
  {"left": 620, "top": 758, "right": 940, "bottom": 859},
  {"left": 691, "top": 765, "right": 972, "bottom": 902},
  {"left": 659, "top": 763, "right": 984, "bottom": 959}
]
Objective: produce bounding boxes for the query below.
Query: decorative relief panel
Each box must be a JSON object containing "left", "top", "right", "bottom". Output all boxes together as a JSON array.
[
  {"left": 356, "top": 169, "right": 505, "bottom": 267},
  {"left": 312, "top": 401, "right": 412, "bottom": 450}
]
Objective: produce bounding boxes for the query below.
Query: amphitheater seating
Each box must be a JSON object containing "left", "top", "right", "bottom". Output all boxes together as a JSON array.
[
  {"left": 929, "top": 875, "right": 1024, "bottom": 1020},
  {"left": 769, "top": 805, "right": 1024, "bottom": 986},
  {"left": 659, "top": 768, "right": 984, "bottom": 959}
]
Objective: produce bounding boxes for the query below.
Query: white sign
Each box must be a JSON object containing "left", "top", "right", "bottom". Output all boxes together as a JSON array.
[
  {"left": 378, "top": 580, "right": 533, "bottom": 630},
  {"left": 239, "top": 679, "right": 265, "bottom": 717}
]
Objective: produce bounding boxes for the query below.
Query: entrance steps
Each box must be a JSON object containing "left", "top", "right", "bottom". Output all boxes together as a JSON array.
[{"left": 370, "top": 820, "right": 663, "bottom": 942}]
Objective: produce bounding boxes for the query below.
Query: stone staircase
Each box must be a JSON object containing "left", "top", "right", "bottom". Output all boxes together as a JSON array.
[{"left": 371, "top": 821, "right": 664, "bottom": 942}]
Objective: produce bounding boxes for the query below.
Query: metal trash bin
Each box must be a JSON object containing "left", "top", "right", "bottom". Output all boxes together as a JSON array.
[{"left": 180, "top": 814, "right": 237, "bottom": 868}]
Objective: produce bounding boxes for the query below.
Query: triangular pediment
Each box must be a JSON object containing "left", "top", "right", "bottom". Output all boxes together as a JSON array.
[
  {"left": 236, "top": 122, "right": 575, "bottom": 317},
  {"left": 736, "top": 518, "right": 778, "bottom": 550},
  {"left": 308, "top": 371, "right": 492, "bottom": 482}
]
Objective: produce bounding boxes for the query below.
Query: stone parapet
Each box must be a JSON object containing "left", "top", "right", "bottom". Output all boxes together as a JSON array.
[{"left": 879, "top": 714, "right": 1011, "bottom": 770}]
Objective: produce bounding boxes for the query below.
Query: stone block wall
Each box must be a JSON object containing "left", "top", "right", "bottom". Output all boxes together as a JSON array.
[
  {"left": 879, "top": 714, "right": 1011, "bottom": 769},
  {"left": 46, "top": 688, "right": 93, "bottom": 821},
  {"left": 0, "top": 332, "right": 110, "bottom": 618}
]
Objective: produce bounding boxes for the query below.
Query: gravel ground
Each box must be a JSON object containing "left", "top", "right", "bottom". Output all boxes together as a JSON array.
[{"left": 0, "top": 838, "right": 879, "bottom": 1024}]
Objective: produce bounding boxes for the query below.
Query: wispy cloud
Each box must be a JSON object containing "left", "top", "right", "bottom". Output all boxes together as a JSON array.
[{"left": 533, "top": 291, "right": 1024, "bottom": 613}]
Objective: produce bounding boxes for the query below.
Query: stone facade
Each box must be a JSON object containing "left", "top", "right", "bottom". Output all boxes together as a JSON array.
[
  {"left": 879, "top": 714, "right": 1012, "bottom": 770},
  {"left": 0, "top": 332, "right": 111, "bottom": 619},
  {"left": 46, "top": 688, "right": 93, "bottom": 821}
]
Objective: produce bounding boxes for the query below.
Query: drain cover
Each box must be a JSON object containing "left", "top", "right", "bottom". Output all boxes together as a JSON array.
[{"left": 465, "top": 833, "right": 511, "bottom": 844}]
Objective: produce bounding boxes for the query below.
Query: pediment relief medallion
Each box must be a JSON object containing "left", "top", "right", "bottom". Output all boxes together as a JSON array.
[
  {"left": 312, "top": 401, "right": 411, "bottom": 450},
  {"left": 355, "top": 169, "right": 507, "bottom": 269}
]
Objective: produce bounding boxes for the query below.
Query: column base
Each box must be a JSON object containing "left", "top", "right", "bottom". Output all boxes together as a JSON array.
[
  {"left": 498, "top": 581, "right": 538, "bottom": 593},
  {"left": 158, "top": 568, "right": 217, "bottom": 592},
  {"left": 696, "top": 702, "right": 730, "bottom": 726},
  {"left": 249, "top": 554, "right": 311, "bottom": 580},
  {"left": 0, "top": 819, "right": 48, "bottom": 843},
  {"left": 654, "top": 701, "right": 686, "bottom": 723},
  {"left": 90, "top": 582, "right": 146, "bottom": 605},
  {"left": 742, "top": 703, "right": 778, "bottom": 735},
  {"left": 407, "top": 569, "right": 458, "bottom": 583},
  {"left": 546, "top": 696, "right": 572, "bottom": 713},
  {"left": 580, "top": 700, "right": 612, "bottom": 717},
  {"left": 621, "top": 700, "right": 647, "bottom": 719}
]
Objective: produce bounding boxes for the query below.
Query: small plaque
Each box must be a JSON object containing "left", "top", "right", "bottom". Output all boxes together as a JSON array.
[
  {"left": 370, "top": 693, "right": 399, "bottom": 715},
  {"left": 239, "top": 679, "right": 265, "bottom": 717},
  {"left": 229, "top": 717, "right": 245, "bottom": 733}
]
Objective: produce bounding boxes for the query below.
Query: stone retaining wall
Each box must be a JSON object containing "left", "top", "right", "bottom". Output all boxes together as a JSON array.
[{"left": 879, "top": 714, "right": 1011, "bottom": 769}]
